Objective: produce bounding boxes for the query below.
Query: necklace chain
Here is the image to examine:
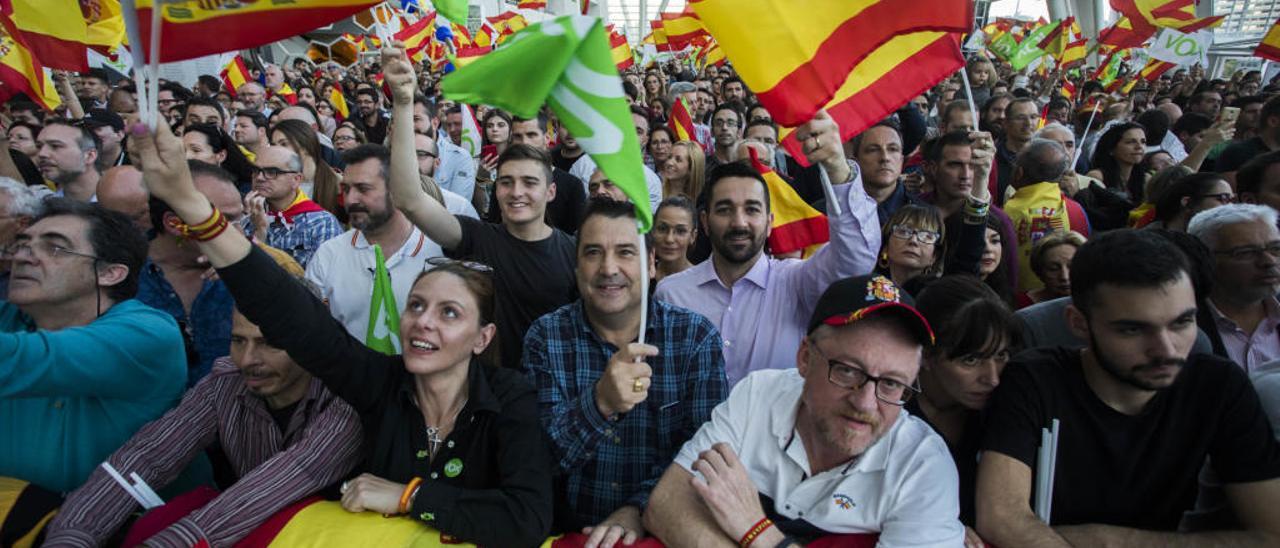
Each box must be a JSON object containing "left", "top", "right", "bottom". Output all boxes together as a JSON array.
[{"left": 420, "top": 396, "right": 467, "bottom": 458}]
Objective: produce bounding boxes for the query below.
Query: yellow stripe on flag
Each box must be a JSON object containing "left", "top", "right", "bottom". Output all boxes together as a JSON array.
[{"left": 1257, "top": 17, "right": 1280, "bottom": 62}]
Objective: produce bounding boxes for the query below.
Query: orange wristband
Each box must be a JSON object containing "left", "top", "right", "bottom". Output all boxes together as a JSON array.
[
  {"left": 738, "top": 517, "right": 774, "bottom": 548},
  {"left": 398, "top": 477, "right": 423, "bottom": 514}
]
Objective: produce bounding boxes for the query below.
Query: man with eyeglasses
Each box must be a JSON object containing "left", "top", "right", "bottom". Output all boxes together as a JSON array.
[
  {"left": 1189, "top": 204, "right": 1280, "bottom": 371},
  {"left": 706, "top": 103, "right": 744, "bottom": 174},
  {"left": 240, "top": 146, "right": 342, "bottom": 267},
  {"left": 646, "top": 274, "right": 963, "bottom": 547},
  {"left": 0, "top": 198, "right": 190, "bottom": 493},
  {"left": 976, "top": 230, "right": 1280, "bottom": 547},
  {"left": 236, "top": 82, "right": 269, "bottom": 117},
  {"left": 993, "top": 98, "right": 1041, "bottom": 205}
]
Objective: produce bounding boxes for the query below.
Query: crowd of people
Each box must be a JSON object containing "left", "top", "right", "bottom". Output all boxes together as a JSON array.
[{"left": 1, "top": 36, "right": 1280, "bottom": 548}]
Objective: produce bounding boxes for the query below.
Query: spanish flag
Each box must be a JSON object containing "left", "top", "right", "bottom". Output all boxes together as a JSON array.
[
  {"left": 1037, "top": 17, "right": 1072, "bottom": 60},
  {"left": 668, "top": 97, "right": 699, "bottom": 145},
  {"left": 661, "top": 9, "right": 707, "bottom": 49},
  {"left": 1256, "top": 18, "right": 1280, "bottom": 62},
  {"left": 220, "top": 55, "right": 251, "bottom": 98},
  {"left": 475, "top": 22, "right": 496, "bottom": 48},
  {"left": 1137, "top": 58, "right": 1177, "bottom": 81},
  {"left": 83, "top": 0, "right": 125, "bottom": 54},
  {"left": 452, "top": 46, "right": 490, "bottom": 69},
  {"left": 690, "top": 0, "right": 972, "bottom": 130},
  {"left": 1098, "top": 15, "right": 1156, "bottom": 48},
  {"left": 0, "top": 0, "right": 90, "bottom": 71},
  {"left": 275, "top": 83, "right": 299, "bottom": 106},
  {"left": 517, "top": 0, "right": 547, "bottom": 9},
  {"left": 0, "top": 31, "right": 59, "bottom": 111},
  {"left": 487, "top": 11, "right": 528, "bottom": 43},
  {"left": 698, "top": 39, "right": 726, "bottom": 68},
  {"left": 329, "top": 84, "right": 349, "bottom": 122},
  {"left": 1112, "top": 0, "right": 1226, "bottom": 34},
  {"left": 609, "top": 27, "right": 634, "bottom": 71},
  {"left": 1060, "top": 79, "right": 1077, "bottom": 100},
  {"left": 748, "top": 147, "right": 828, "bottom": 256},
  {"left": 135, "top": 0, "right": 380, "bottom": 63},
  {"left": 648, "top": 20, "right": 670, "bottom": 52},
  {"left": 395, "top": 10, "right": 436, "bottom": 60},
  {"left": 1060, "top": 38, "right": 1087, "bottom": 67}
]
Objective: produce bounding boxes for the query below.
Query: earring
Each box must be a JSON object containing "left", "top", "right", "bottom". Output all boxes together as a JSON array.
[{"left": 878, "top": 250, "right": 889, "bottom": 269}]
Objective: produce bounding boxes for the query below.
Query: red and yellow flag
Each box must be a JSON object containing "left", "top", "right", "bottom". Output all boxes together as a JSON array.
[
  {"left": 690, "top": 0, "right": 972, "bottom": 130},
  {"left": 1060, "top": 38, "right": 1087, "bottom": 67},
  {"left": 135, "top": 0, "right": 380, "bottom": 63},
  {"left": 220, "top": 55, "right": 251, "bottom": 98},
  {"left": 668, "top": 97, "right": 698, "bottom": 145},
  {"left": 1256, "top": 18, "right": 1280, "bottom": 62},
  {"left": 1098, "top": 15, "right": 1155, "bottom": 48},
  {"left": 1060, "top": 79, "right": 1077, "bottom": 100},
  {"left": 274, "top": 82, "right": 299, "bottom": 106},
  {"left": 661, "top": 9, "right": 707, "bottom": 49},
  {"left": 394, "top": 11, "right": 436, "bottom": 61},
  {"left": 1138, "top": 58, "right": 1177, "bottom": 81},
  {"left": 1112, "top": 0, "right": 1226, "bottom": 34},
  {"left": 487, "top": 11, "right": 528, "bottom": 44},
  {"left": 1037, "top": 17, "right": 1073, "bottom": 60},
  {"left": 648, "top": 20, "right": 670, "bottom": 52},
  {"left": 698, "top": 39, "right": 726, "bottom": 68},
  {"left": 0, "top": 0, "right": 90, "bottom": 71},
  {"left": 609, "top": 28, "right": 634, "bottom": 70},
  {"left": 82, "top": 0, "right": 125, "bottom": 54},
  {"left": 452, "top": 46, "right": 489, "bottom": 69},
  {"left": 329, "top": 84, "right": 349, "bottom": 121},
  {"left": 517, "top": 0, "right": 546, "bottom": 9},
  {"left": 475, "top": 22, "right": 496, "bottom": 48},
  {"left": 0, "top": 31, "right": 59, "bottom": 111},
  {"left": 748, "top": 147, "right": 828, "bottom": 256}
]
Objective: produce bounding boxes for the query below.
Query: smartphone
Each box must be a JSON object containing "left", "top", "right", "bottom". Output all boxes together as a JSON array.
[
  {"left": 481, "top": 144, "right": 497, "bottom": 163},
  {"left": 1220, "top": 106, "right": 1240, "bottom": 125}
]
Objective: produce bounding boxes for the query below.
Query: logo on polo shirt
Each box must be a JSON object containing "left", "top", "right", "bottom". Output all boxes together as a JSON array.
[
  {"left": 833, "top": 494, "right": 856, "bottom": 510},
  {"left": 444, "top": 458, "right": 464, "bottom": 478}
]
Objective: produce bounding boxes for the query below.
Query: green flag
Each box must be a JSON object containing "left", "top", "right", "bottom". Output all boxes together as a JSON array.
[
  {"left": 434, "top": 0, "right": 468, "bottom": 26},
  {"left": 442, "top": 15, "right": 652, "bottom": 231},
  {"left": 366, "top": 244, "right": 402, "bottom": 355},
  {"left": 1010, "top": 24, "right": 1055, "bottom": 71},
  {"left": 989, "top": 32, "right": 1019, "bottom": 61}
]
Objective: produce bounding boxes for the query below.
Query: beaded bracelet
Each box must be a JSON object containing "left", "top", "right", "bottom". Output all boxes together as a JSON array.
[
  {"left": 739, "top": 517, "right": 775, "bottom": 548},
  {"left": 398, "top": 477, "right": 423, "bottom": 514},
  {"left": 166, "top": 207, "right": 228, "bottom": 241}
]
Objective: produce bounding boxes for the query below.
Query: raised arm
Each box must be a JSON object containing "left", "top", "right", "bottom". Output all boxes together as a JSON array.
[{"left": 384, "top": 45, "right": 462, "bottom": 250}]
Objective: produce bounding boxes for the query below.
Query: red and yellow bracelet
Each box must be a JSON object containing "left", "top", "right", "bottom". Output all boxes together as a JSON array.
[
  {"left": 398, "top": 477, "right": 423, "bottom": 514},
  {"left": 738, "top": 517, "right": 775, "bottom": 548},
  {"left": 167, "top": 207, "right": 229, "bottom": 242}
]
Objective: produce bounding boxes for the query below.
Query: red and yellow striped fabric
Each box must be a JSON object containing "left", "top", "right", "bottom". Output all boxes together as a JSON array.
[
  {"left": 1060, "top": 38, "right": 1087, "bottom": 67},
  {"left": 776, "top": 32, "right": 966, "bottom": 166},
  {"left": 0, "top": 0, "right": 90, "bottom": 71},
  {"left": 749, "top": 148, "right": 828, "bottom": 256},
  {"left": 661, "top": 9, "right": 707, "bottom": 49},
  {"left": 1112, "top": 0, "right": 1226, "bottom": 34},
  {"left": 1256, "top": 18, "right": 1280, "bottom": 62},
  {"left": 329, "top": 84, "right": 349, "bottom": 121},
  {"left": 648, "top": 20, "right": 670, "bottom": 52},
  {"left": 609, "top": 28, "right": 634, "bottom": 70},
  {"left": 487, "top": 11, "right": 528, "bottom": 43},
  {"left": 1138, "top": 58, "right": 1177, "bottom": 81},
  {"left": 1098, "top": 15, "right": 1155, "bottom": 48},
  {"left": 134, "top": 0, "right": 380, "bottom": 63},
  {"left": 698, "top": 39, "right": 726, "bottom": 68},
  {"left": 668, "top": 97, "right": 698, "bottom": 145},
  {"left": 517, "top": 0, "right": 547, "bottom": 10},
  {"left": 220, "top": 55, "right": 251, "bottom": 98},
  {"left": 275, "top": 83, "right": 299, "bottom": 106},
  {"left": 453, "top": 46, "right": 490, "bottom": 69},
  {"left": 690, "top": 0, "right": 971, "bottom": 129},
  {"left": 395, "top": 11, "right": 436, "bottom": 61}
]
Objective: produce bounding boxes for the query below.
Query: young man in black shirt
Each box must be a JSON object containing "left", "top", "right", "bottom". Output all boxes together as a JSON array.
[
  {"left": 385, "top": 54, "right": 577, "bottom": 372},
  {"left": 976, "top": 229, "right": 1280, "bottom": 547}
]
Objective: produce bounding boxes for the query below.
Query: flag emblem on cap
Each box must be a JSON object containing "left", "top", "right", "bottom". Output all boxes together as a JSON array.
[{"left": 866, "top": 276, "right": 900, "bottom": 303}]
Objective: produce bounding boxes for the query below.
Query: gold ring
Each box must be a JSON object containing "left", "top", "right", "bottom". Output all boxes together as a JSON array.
[{"left": 632, "top": 378, "right": 645, "bottom": 393}]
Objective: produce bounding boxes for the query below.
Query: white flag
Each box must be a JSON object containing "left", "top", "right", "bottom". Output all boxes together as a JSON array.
[{"left": 1149, "top": 28, "right": 1211, "bottom": 67}]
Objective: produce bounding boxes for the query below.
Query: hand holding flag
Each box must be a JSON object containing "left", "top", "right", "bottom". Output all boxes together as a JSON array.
[{"left": 793, "top": 110, "right": 850, "bottom": 184}]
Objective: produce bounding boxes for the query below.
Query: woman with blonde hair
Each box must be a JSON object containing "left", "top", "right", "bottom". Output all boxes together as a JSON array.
[{"left": 661, "top": 140, "right": 705, "bottom": 201}]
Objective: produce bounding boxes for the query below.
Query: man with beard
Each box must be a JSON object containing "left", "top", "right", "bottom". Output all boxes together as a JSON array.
[
  {"left": 524, "top": 198, "right": 726, "bottom": 547},
  {"left": 645, "top": 274, "right": 962, "bottom": 546},
  {"left": 656, "top": 111, "right": 880, "bottom": 385},
  {"left": 706, "top": 103, "right": 744, "bottom": 173},
  {"left": 306, "top": 144, "right": 443, "bottom": 347},
  {"left": 976, "top": 229, "right": 1280, "bottom": 546},
  {"left": 1189, "top": 204, "right": 1280, "bottom": 371},
  {"left": 36, "top": 121, "right": 101, "bottom": 202}
]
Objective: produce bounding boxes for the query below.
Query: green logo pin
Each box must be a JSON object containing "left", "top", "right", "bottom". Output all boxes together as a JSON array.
[
  {"left": 416, "top": 449, "right": 428, "bottom": 460},
  {"left": 444, "top": 458, "right": 463, "bottom": 478}
]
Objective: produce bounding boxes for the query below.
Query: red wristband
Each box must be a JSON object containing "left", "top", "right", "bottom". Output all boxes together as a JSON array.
[{"left": 738, "top": 517, "right": 774, "bottom": 548}]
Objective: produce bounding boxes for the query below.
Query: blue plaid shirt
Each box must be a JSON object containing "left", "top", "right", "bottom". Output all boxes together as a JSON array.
[
  {"left": 523, "top": 300, "right": 726, "bottom": 528},
  {"left": 239, "top": 209, "right": 343, "bottom": 268}
]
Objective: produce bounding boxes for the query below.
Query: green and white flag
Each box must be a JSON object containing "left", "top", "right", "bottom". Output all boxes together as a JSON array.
[
  {"left": 366, "top": 244, "right": 402, "bottom": 355},
  {"left": 441, "top": 15, "right": 651, "bottom": 231}
]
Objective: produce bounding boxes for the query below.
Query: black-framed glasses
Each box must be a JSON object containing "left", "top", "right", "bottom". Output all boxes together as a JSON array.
[
  {"left": 812, "top": 344, "right": 920, "bottom": 406},
  {"left": 426, "top": 256, "right": 493, "bottom": 273},
  {"left": 2, "top": 241, "right": 103, "bottom": 262},
  {"left": 890, "top": 224, "right": 940, "bottom": 245},
  {"left": 1196, "top": 192, "right": 1236, "bottom": 204},
  {"left": 251, "top": 166, "right": 299, "bottom": 179},
  {"left": 1215, "top": 242, "right": 1280, "bottom": 262}
]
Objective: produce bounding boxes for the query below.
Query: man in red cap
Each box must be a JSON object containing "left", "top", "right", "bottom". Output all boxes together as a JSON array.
[{"left": 644, "top": 274, "right": 963, "bottom": 547}]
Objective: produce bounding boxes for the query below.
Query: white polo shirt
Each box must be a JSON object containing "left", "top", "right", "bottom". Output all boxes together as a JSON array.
[
  {"left": 305, "top": 226, "right": 441, "bottom": 350},
  {"left": 675, "top": 369, "right": 963, "bottom": 547}
]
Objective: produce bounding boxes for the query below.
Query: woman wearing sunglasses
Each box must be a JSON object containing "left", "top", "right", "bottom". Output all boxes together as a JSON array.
[{"left": 128, "top": 115, "right": 552, "bottom": 546}]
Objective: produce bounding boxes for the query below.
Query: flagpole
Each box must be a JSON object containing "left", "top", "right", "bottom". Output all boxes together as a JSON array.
[
  {"left": 147, "top": 0, "right": 162, "bottom": 130},
  {"left": 959, "top": 67, "right": 982, "bottom": 134},
  {"left": 1072, "top": 101, "right": 1101, "bottom": 167},
  {"left": 120, "top": 0, "right": 151, "bottom": 127},
  {"left": 636, "top": 220, "right": 649, "bottom": 347}
]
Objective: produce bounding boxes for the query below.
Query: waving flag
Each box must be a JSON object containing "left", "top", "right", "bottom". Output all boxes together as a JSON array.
[
  {"left": 0, "top": 31, "right": 59, "bottom": 111},
  {"left": 1256, "top": 18, "right": 1280, "bottom": 62},
  {"left": 394, "top": 10, "right": 436, "bottom": 60},
  {"left": 1099, "top": 15, "right": 1157, "bottom": 48},
  {"left": 457, "top": 103, "right": 483, "bottom": 157},
  {"left": 443, "top": 15, "right": 652, "bottom": 230},
  {"left": 0, "top": 0, "right": 90, "bottom": 71},
  {"left": 609, "top": 27, "right": 634, "bottom": 70},
  {"left": 83, "top": 0, "right": 125, "bottom": 54},
  {"left": 134, "top": 0, "right": 380, "bottom": 63},
  {"left": 661, "top": 9, "right": 707, "bottom": 49},
  {"left": 220, "top": 55, "right": 251, "bottom": 98},
  {"left": 1112, "top": 0, "right": 1226, "bottom": 34},
  {"left": 329, "top": 84, "right": 349, "bottom": 121},
  {"left": 749, "top": 147, "right": 827, "bottom": 256},
  {"left": 690, "top": 0, "right": 971, "bottom": 130},
  {"left": 648, "top": 20, "right": 670, "bottom": 52},
  {"left": 488, "top": 11, "right": 528, "bottom": 44},
  {"left": 668, "top": 97, "right": 699, "bottom": 144},
  {"left": 275, "top": 83, "right": 299, "bottom": 106},
  {"left": 452, "top": 46, "right": 489, "bottom": 70},
  {"left": 366, "top": 245, "right": 402, "bottom": 355},
  {"left": 1060, "top": 38, "right": 1087, "bottom": 67},
  {"left": 435, "top": 0, "right": 467, "bottom": 24},
  {"left": 517, "top": 0, "right": 547, "bottom": 9}
]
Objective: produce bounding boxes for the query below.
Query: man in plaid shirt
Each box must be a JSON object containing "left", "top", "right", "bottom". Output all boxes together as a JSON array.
[
  {"left": 240, "top": 146, "right": 342, "bottom": 268},
  {"left": 524, "top": 199, "right": 726, "bottom": 548}
]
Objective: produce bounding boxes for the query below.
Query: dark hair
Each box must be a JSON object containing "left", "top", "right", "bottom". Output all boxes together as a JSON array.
[
  {"left": 411, "top": 262, "right": 497, "bottom": 365},
  {"left": 1015, "top": 138, "right": 1070, "bottom": 184},
  {"left": 981, "top": 215, "right": 1015, "bottom": 305},
  {"left": 622, "top": 79, "right": 639, "bottom": 101},
  {"left": 84, "top": 68, "right": 111, "bottom": 85},
  {"left": 923, "top": 130, "right": 972, "bottom": 164},
  {"left": 1136, "top": 108, "right": 1170, "bottom": 145},
  {"left": 1003, "top": 96, "right": 1037, "bottom": 117},
  {"left": 1190, "top": 89, "right": 1222, "bottom": 107},
  {"left": 1153, "top": 172, "right": 1227, "bottom": 224},
  {"left": 702, "top": 160, "right": 770, "bottom": 212},
  {"left": 941, "top": 99, "right": 973, "bottom": 126},
  {"left": 197, "top": 74, "right": 222, "bottom": 94},
  {"left": 7, "top": 121, "right": 42, "bottom": 141},
  {"left": 1090, "top": 122, "right": 1147, "bottom": 193},
  {"left": 185, "top": 96, "right": 225, "bottom": 122},
  {"left": 744, "top": 119, "right": 777, "bottom": 138},
  {"left": 1047, "top": 97, "right": 1071, "bottom": 112},
  {"left": 1261, "top": 95, "right": 1280, "bottom": 128},
  {"left": 711, "top": 101, "right": 744, "bottom": 125},
  {"left": 36, "top": 198, "right": 148, "bottom": 302},
  {"left": 1232, "top": 94, "right": 1266, "bottom": 109},
  {"left": 648, "top": 124, "right": 675, "bottom": 146},
  {"left": 45, "top": 119, "right": 101, "bottom": 153},
  {"left": 235, "top": 109, "right": 268, "bottom": 129},
  {"left": 159, "top": 81, "right": 193, "bottom": 103},
  {"left": 354, "top": 88, "right": 379, "bottom": 102},
  {"left": 496, "top": 142, "right": 553, "bottom": 184},
  {"left": 1070, "top": 229, "right": 1190, "bottom": 316},
  {"left": 655, "top": 195, "right": 697, "bottom": 232},
  {"left": 513, "top": 111, "right": 550, "bottom": 133},
  {"left": 183, "top": 124, "right": 255, "bottom": 187},
  {"left": 1172, "top": 112, "right": 1212, "bottom": 137},
  {"left": 8, "top": 100, "right": 45, "bottom": 124},
  {"left": 1237, "top": 150, "right": 1280, "bottom": 197},
  {"left": 340, "top": 143, "right": 391, "bottom": 184},
  {"left": 981, "top": 93, "right": 1012, "bottom": 116},
  {"left": 412, "top": 94, "right": 437, "bottom": 118},
  {"left": 186, "top": 158, "right": 238, "bottom": 186},
  {"left": 916, "top": 275, "right": 1022, "bottom": 360},
  {"left": 271, "top": 119, "right": 340, "bottom": 213},
  {"left": 1148, "top": 229, "right": 1214, "bottom": 301},
  {"left": 850, "top": 120, "right": 903, "bottom": 154},
  {"left": 579, "top": 197, "right": 653, "bottom": 249},
  {"left": 481, "top": 109, "right": 512, "bottom": 146}
]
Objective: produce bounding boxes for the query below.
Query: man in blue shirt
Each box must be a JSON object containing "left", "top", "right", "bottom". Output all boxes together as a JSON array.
[
  {"left": 0, "top": 198, "right": 187, "bottom": 492},
  {"left": 524, "top": 198, "right": 727, "bottom": 548}
]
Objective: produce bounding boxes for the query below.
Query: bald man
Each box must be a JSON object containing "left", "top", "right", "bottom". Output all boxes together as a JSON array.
[
  {"left": 97, "top": 166, "right": 150, "bottom": 231},
  {"left": 241, "top": 146, "right": 341, "bottom": 267}
]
